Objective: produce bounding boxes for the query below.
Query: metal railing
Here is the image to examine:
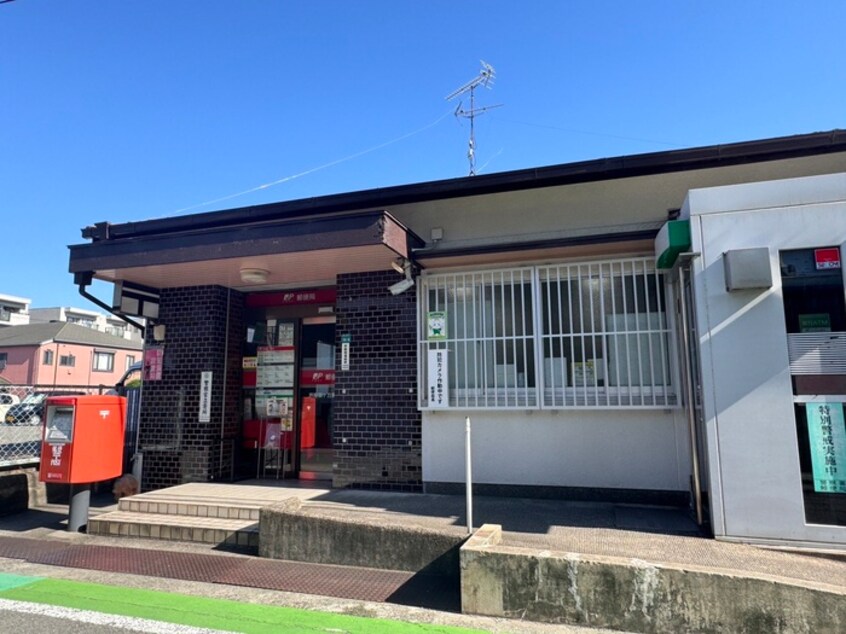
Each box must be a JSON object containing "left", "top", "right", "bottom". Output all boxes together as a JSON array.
[{"left": 0, "top": 383, "right": 113, "bottom": 468}]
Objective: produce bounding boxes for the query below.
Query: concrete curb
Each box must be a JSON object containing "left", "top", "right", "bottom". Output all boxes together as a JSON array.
[{"left": 460, "top": 523, "right": 846, "bottom": 633}]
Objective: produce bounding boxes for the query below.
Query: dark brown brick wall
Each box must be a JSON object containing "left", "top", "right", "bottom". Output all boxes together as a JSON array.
[
  {"left": 139, "top": 286, "right": 244, "bottom": 491},
  {"left": 333, "top": 271, "right": 421, "bottom": 491}
]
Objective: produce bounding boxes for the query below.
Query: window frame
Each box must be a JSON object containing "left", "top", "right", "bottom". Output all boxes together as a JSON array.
[
  {"left": 92, "top": 351, "right": 115, "bottom": 373},
  {"left": 59, "top": 354, "right": 76, "bottom": 368},
  {"left": 418, "top": 257, "right": 678, "bottom": 411},
  {"left": 43, "top": 349, "right": 54, "bottom": 365}
]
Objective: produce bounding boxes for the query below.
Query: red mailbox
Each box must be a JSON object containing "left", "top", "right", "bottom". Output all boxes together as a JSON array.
[{"left": 39, "top": 395, "right": 127, "bottom": 484}]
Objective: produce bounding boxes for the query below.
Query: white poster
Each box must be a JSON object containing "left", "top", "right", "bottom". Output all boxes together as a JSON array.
[
  {"left": 256, "top": 364, "right": 295, "bottom": 388},
  {"left": 427, "top": 349, "right": 449, "bottom": 409},
  {"left": 199, "top": 371, "right": 213, "bottom": 422}
]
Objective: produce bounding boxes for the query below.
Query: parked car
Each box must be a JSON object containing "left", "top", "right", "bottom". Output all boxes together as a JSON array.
[
  {"left": 0, "top": 392, "right": 20, "bottom": 420},
  {"left": 4, "top": 391, "right": 84, "bottom": 426},
  {"left": 113, "top": 361, "right": 143, "bottom": 396}
]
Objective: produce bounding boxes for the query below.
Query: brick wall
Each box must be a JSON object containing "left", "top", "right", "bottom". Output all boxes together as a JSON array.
[
  {"left": 139, "top": 286, "right": 244, "bottom": 491},
  {"left": 333, "top": 271, "right": 421, "bottom": 491}
]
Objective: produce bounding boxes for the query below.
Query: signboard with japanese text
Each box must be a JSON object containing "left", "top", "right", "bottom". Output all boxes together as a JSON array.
[
  {"left": 257, "top": 364, "right": 294, "bottom": 388},
  {"left": 277, "top": 322, "right": 295, "bottom": 347},
  {"left": 42, "top": 443, "right": 71, "bottom": 481},
  {"left": 256, "top": 389, "right": 294, "bottom": 430},
  {"left": 199, "top": 371, "right": 213, "bottom": 423},
  {"left": 257, "top": 347, "right": 295, "bottom": 365},
  {"left": 806, "top": 402, "right": 846, "bottom": 494},
  {"left": 245, "top": 288, "right": 337, "bottom": 308},
  {"left": 300, "top": 369, "right": 336, "bottom": 385},
  {"left": 427, "top": 349, "right": 449, "bottom": 408},
  {"left": 44, "top": 408, "right": 74, "bottom": 444},
  {"left": 340, "top": 333, "right": 351, "bottom": 371}
]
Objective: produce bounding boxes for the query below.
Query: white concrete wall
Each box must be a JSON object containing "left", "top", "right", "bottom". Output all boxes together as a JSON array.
[
  {"left": 422, "top": 408, "right": 690, "bottom": 492},
  {"left": 686, "top": 172, "right": 846, "bottom": 546}
]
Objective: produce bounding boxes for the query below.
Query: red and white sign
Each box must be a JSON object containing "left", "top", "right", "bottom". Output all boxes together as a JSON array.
[
  {"left": 41, "top": 443, "right": 72, "bottom": 482},
  {"left": 814, "top": 247, "right": 841, "bottom": 271},
  {"left": 300, "top": 369, "right": 336, "bottom": 385},
  {"left": 246, "top": 288, "right": 336, "bottom": 308}
]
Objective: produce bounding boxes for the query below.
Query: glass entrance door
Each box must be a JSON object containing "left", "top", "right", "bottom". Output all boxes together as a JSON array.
[{"left": 298, "top": 318, "right": 335, "bottom": 480}]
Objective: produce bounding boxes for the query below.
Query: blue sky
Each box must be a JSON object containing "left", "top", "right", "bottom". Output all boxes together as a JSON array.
[{"left": 2, "top": 1, "right": 845, "bottom": 307}]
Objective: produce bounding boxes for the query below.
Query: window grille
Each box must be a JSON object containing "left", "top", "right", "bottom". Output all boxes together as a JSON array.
[
  {"left": 43, "top": 350, "right": 54, "bottom": 365},
  {"left": 419, "top": 257, "right": 676, "bottom": 410},
  {"left": 59, "top": 354, "right": 76, "bottom": 367},
  {"left": 420, "top": 268, "right": 536, "bottom": 408}
]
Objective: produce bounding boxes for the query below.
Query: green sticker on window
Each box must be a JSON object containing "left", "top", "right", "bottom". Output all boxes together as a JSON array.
[{"left": 427, "top": 311, "right": 447, "bottom": 340}]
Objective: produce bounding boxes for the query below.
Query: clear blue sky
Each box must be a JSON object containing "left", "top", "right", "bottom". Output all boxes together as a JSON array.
[{"left": 2, "top": 1, "right": 844, "bottom": 307}]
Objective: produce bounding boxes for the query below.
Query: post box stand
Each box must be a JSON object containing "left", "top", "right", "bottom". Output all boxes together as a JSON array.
[{"left": 39, "top": 395, "right": 127, "bottom": 532}]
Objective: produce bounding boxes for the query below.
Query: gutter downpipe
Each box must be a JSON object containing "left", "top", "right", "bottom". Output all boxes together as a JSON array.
[
  {"left": 74, "top": 272, "right": 145, "bottom": 333},
  {"left": 677, "top": 254, "right": 704, "bottom": 526}
]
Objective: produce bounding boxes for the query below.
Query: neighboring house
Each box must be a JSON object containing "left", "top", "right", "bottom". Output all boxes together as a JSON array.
[
  {"left": 68, "top": 129, "right": 846, "bottom": 548},
  {"left": 0, "top": 322, "right": 143, "bottom": 386},
  {"left": 0, "top": 293, "right": 31, "bottom": 328},
  {"left": 29, "top": 306, "right": 144, "bottom": 343}
]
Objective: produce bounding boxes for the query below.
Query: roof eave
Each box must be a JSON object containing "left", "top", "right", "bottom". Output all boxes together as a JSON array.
[{"left": 80, "top": 129, "right": 846, "bottom": 242}]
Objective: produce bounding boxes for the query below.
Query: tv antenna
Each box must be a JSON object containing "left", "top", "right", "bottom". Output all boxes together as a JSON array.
[{"left": 445, "top": 61, "right": 503, "bottom": 176}]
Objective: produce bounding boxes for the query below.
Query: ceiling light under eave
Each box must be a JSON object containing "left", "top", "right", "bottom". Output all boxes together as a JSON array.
[{"left": 240, "top": 268, "right": 269, "bottom": 285}]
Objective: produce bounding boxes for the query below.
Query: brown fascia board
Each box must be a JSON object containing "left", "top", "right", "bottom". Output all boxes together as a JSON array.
[
  {"left": 80, "top": 129, "right": 846, "bottom": 243},
  {"left": 70, "top": 211, "right": 424, "bottom": 273}
]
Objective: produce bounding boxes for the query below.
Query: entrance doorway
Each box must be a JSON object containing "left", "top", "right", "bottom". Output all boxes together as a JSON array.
[
  {"left": 240, "top": 292, "right": 336, "bottom": 483},
  {"left": 298, "top": 318, "right": 335, "bottom": 480}
]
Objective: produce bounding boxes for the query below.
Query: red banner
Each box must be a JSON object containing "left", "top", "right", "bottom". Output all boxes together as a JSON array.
[{"left": 246, "top": 288, "right": 336, "bottom": 308}]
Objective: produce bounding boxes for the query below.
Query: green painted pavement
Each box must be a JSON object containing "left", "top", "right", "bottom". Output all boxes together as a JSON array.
[
  {"left": 0, "top": 573, "right": 43, "bottom": 592},
  {"left": 0, "top": 574, "right": 486, "bottom": 634}
]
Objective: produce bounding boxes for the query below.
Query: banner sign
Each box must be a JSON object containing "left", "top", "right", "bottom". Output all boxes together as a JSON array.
[
  {"left": 806, "top": 402, "right": 846, "bottom": 494},
  {"left": 199, "top": 371, "right": 213, "bottom": 423},
  {"left": 427, "top": 349, "right": 449, "bottom": 408}
]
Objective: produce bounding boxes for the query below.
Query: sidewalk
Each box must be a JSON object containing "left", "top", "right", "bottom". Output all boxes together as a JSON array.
[
  {"left": 0, "top": 489, "right": 620, "bottom": 633},
  {"left": 1, "top": 482, "right": 844, "bottom": 632}
]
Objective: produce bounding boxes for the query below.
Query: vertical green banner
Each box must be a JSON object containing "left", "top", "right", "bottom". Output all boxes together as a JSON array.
[{"left": 806, "top": 402, "right": 846, "bottom": 494}]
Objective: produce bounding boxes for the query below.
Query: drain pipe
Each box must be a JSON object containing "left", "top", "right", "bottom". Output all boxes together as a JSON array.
[
  {"left": 678, "top": 256, "right": 704, "bottom": 526},
  {"left": 74, "top": 272, "right": 145, "bottom": 333},
  {"left": 465, "top": 416, "right": 473, "bottom": 534}
]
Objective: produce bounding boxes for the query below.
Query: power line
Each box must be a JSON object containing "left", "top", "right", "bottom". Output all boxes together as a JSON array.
[{"left": 170, "top": 109, "right": 453, "bottom": 216}]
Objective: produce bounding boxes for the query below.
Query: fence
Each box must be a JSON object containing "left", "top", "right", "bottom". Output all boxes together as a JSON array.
[{"left": 0, "top": 384, "right": 120, "bottom": 469}]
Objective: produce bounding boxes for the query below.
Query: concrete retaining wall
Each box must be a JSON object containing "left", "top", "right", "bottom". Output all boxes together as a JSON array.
[
  {"left": 259, "top": 498, "right": 467, "bottom": 575},
  {"left": 0, "top": 469, "right": 40, "bottom": 515},
  {"left": 461, "top": 524, "right": 846, "bottom": 634}
]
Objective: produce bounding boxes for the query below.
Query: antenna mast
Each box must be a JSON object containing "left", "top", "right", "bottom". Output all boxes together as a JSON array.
[{"left": 445, "top": 61, "right": 502, "bottom": 176}]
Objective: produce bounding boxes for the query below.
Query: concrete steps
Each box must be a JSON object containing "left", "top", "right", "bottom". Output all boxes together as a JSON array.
[{"left": 87, "top": 493, "right": 261, "bottom": 551}]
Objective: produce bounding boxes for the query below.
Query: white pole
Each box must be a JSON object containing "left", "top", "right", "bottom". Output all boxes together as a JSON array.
[{"left": 465, "top": 415, "right": 473, "bottom": 534}]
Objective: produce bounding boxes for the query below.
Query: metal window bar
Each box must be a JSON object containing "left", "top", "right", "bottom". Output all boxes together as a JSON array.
[{"left": 420, "top": 257, "right": 675, "bottom": 410}]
